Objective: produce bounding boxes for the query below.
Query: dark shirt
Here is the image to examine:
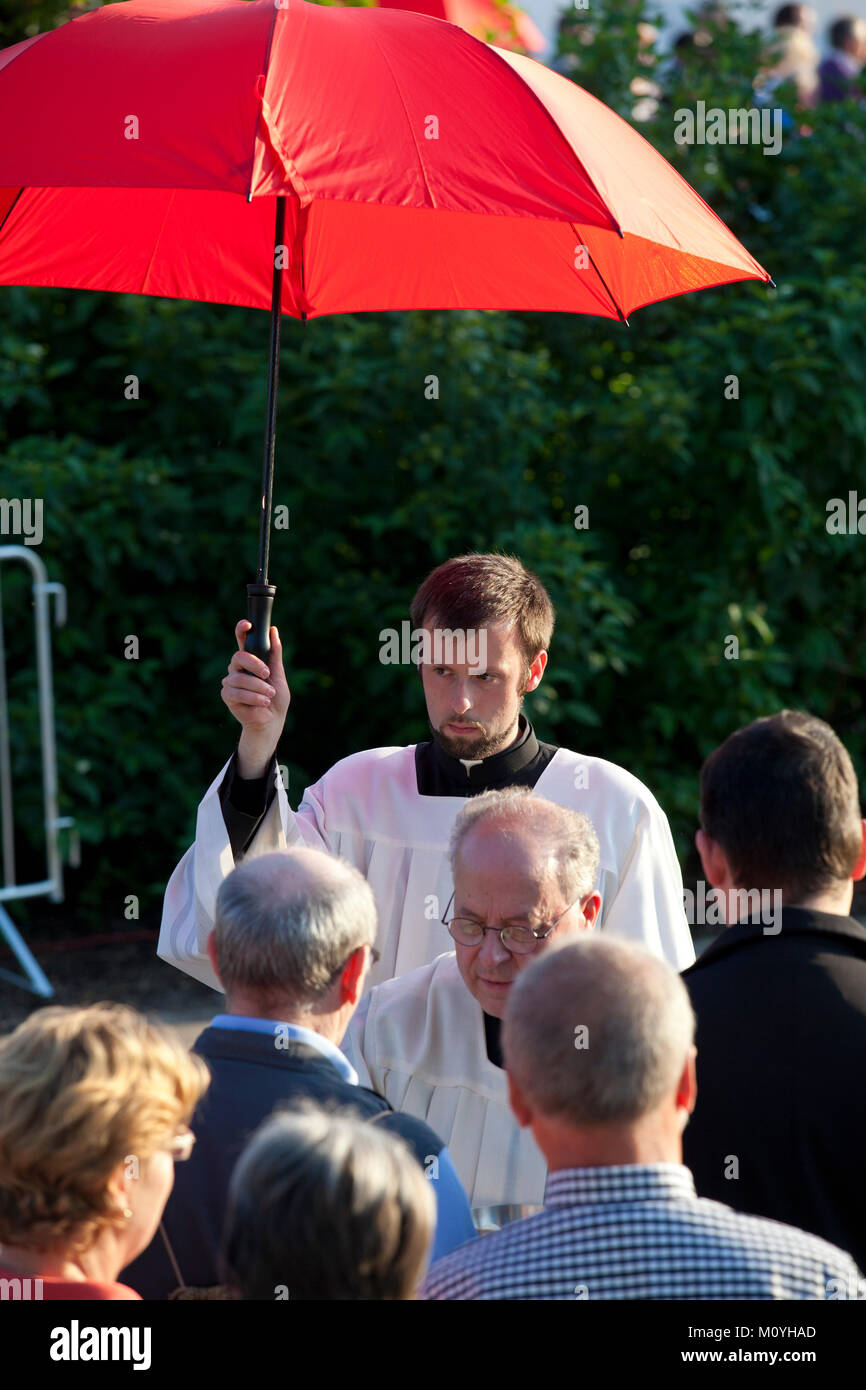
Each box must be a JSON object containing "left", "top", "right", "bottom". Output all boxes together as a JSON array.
[
  {"left": 121, "top": 1026, "right": 471, "bottom": 1299},
  {"left": 483, "top": 1012, "right": 504, "bottom": 1069},
  {"left": 682, "top": 906, "right": 866, "bottom": 1269},
  {"left": 818, "top": 54, "right": 863, "bottom": 103}
]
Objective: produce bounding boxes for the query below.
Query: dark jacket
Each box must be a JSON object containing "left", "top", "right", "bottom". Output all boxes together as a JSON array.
[
  {"left": 682, "top": 906, "right": 866, "bottom": 1269},
  {"left": 121, "top": 1025, "right": 464, "bottom": 1298}
]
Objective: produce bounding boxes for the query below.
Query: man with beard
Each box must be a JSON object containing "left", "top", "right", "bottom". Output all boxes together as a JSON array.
[{"left": 159, "top": 553, "right": 692, "bottom": 990}]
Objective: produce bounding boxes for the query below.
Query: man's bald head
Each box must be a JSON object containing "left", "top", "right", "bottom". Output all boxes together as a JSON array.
[
  {"left": 214, "top": 848, "right": 377, "bottom": 1011},
  {"left": 449, "top": 787, "right": 600, "bottom": 905},
  {"left": 445, "top": 789, "right": 602, "bottom": 1018},
  {"left": 503, "top": 935, "right": 695, "bottom": 1128}
]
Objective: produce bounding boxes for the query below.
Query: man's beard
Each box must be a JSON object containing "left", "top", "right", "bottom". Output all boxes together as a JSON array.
[{"left": 430, "top": 698, "right": 524, "bottom": 760}]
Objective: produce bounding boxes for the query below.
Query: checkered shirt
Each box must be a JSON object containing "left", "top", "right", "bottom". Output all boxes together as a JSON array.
[{"left": 420, "top": 1164, "right": 863, "bottom": 1301}]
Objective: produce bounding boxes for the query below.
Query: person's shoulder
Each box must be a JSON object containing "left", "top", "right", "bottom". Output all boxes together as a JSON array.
[
  {"left": 366, "top": 953, "right": 460, "bottom": 1014},
  {"left": 540, "top": 747, "right": 666, "bottom": 819},
  {"left": 688, "top": 1192, "right": 860, "bottom": 1271},
  {"left": 422, "top": 1216, "right": 527, "bottom": 1298},
  {"left": 321, "top": 744, "right": 416, "bottom": 777},
  {"left": 305, "top": 744, "right": 418, "bottom": 801},
  {"left": 376, "top": 1107, "right": 445, "bottom": 1160},
  {"left": 360, "top": 953, "right": 469, "bottom": 1062},
  {"left": 107, "top": 1282, "right": 143, "bottom": 1301},
  {"left": 421, "top": 1231, "right": 495, "bottom": 1298},
  {"left": 685, "top": 911, "right": 866, "bottom": 980},
  {"left": 28, "top": 1276, "right": 143, "bottom": 1301}
]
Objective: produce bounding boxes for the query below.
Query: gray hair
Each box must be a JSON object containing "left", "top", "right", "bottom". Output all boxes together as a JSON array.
[
  {"left": 213, "top": 848, "right": 377, "bottom": 1006},
  {"left": 503, "top": 934, "right": 695, "bottom": 1126},
  {"left": 223, "top": 1103, "right": 436, "bottom": 1301},
  {"left": 448, "top": 787, "right": 600, "bottom": 904}
]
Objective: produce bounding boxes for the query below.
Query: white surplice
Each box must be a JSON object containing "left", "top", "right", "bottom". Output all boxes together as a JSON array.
[
  {"left": 157, "top": 744, "right": 693, "bottom": 992},
  {"left": 343, "top": 951, "right": 548, "bottom": 1209}
]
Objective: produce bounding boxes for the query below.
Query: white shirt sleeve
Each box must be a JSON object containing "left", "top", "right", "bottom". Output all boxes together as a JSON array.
[
  {"left": 601, "top": 796, "right": 695, "bottom": 969},
  {"left": 157, "top": 756, "right": 332, "bottom": 986}
]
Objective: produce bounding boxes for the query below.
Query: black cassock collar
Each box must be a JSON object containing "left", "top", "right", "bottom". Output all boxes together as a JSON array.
[
  {"left": 414, "top": 714, "right": 559, "bottom": 1066},
  {"left": 484, "top": 1012, "right": 504, "bottom": 1069},
  {"left": 414, "top": 715, "right": 557, "bottom": 797}
]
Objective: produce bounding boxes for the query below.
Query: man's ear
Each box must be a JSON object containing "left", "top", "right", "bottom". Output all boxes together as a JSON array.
[
  {"left": 339, "top": 945, "right": 369, "bottom": 1008},
  {"left": 676, "top": 1044, "right": 698, "bottom": 1120},
  {"left": 205, "top": 932, "right": 224, "bottom": 988},
  {"left": 506, "top": 1068, "right": 533, "bottom": 1129},
  {"left": 852, "top": 820, "right": 866, "bottom": 882},
  {"left": 695, "top": 828, "right": 730, "bottom": 890},
  {"left": 524, "top": 650, "right": 548, "bottom": 693},
  {"left": 581, "top": 890, "right": 603, "bottom": 929}
]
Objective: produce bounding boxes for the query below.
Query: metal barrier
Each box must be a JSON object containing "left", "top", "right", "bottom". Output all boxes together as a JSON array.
[{"left": 0, "top": 546, "right": 77, "bottom": 997}]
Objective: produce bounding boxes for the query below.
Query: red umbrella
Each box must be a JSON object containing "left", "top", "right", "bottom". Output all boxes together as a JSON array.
[
  {"left": 377, "top": 0, "right": 546, "bottom": 54},
  {"left": 0, "top": 0, "right": 770, "bottom": 656}
]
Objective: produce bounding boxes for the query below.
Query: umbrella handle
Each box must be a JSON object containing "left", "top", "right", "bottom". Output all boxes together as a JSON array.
[{"left": 245, "top": 583, "right": 276, "bottom": 664}]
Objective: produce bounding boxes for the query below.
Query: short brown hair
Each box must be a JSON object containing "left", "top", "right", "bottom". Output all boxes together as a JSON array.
[
  {"left": 0, "top": 1003, "right": 209, "bottom": 1255},
  {"left": 409, "top": 553, "right": 554, "bottom": 669},
  {"left": 699, "top": 711, "right": 863, "bottom": 902}
]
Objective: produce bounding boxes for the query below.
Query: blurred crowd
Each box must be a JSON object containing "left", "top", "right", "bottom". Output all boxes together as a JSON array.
[
  {"left": 554, "top": 3, "right": 866, "bottom": 120},
  {"left": 754, "top": 6, "right": 866, "bottom": 105}
]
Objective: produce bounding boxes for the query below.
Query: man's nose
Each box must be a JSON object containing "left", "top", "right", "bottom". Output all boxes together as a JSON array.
[
  {"left": 450, "top": 688, "right": 473, "bottom": 716},
  {"left": 477, "top": 929, "right": 512, "bottom": 968}
]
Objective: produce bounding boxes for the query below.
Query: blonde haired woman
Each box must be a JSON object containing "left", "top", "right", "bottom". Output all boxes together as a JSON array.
[{"left": 0, "top": 1003, "right": 209, "bottom": 1300}]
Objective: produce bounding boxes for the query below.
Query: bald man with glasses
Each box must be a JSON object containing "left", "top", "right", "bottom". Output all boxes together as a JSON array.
[{"left": 344, "top": 787, "right": 601, "bottom": 1208}]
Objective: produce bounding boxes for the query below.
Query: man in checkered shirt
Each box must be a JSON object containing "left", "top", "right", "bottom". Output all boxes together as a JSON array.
[{"left": 421, "top": 935, "right": 863, "bottom": 1301}]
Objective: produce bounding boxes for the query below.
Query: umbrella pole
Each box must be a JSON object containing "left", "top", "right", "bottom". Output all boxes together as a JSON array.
[{"left": 245, "top": 195, "right": 286, "bottom": 665}]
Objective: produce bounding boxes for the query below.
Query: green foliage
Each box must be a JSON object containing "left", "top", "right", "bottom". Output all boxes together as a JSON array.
[
  {"left": 0, "top": 0, "right": 112, "bottom": 47},
  {"left": 2, "top": 0, "right": 866, "bottom": 922}
]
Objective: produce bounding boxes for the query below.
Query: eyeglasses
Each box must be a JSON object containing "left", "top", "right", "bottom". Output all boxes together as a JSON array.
[
  {"left": 440, "top": 892, "right": 588, "bottom": 956},
  {"left": 167, "top": 1128, "right": 196, "bottom": 1163}
]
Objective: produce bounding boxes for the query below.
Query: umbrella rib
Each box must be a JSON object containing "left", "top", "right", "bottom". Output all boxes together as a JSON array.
[
  {"left": 246, "top": 0, "right": 282, "bottom": 201},
  {"left": 139, "top": 190, "right": 177, "bottom": 296},
  {"left": 0, "top": 187, "right": 24, "bottom": 238},
  {"left": 483, "top": 44, "right": 621, "bottom": 237},
  {"left": 571, "top": 224, "right": 629, "bottom": 325}
]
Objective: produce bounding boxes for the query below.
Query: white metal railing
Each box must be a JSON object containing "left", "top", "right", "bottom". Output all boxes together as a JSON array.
[{"left": 0, "top": 545, "right": 78, "bottom": 996}]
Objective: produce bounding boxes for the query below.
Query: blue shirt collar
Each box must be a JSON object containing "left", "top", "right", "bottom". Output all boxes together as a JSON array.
[{"left": 209, "top": 1014, "right": 358, "bottom": 1085}]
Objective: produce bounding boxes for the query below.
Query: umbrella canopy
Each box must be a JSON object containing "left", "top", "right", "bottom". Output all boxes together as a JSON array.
[
  {"left": 377, "top": 0, "right": 546, "bottom": 55},
  {"left": 0, "top": 0, "right": 769, "bottom": 323},
  {"left": 0, "top": 0, "right": 771, "bottom": 657}
]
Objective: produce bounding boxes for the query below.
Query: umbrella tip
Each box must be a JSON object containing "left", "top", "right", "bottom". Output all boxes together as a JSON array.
[
  {"left": 247, "top": 192, "right": 253, "bottom": 204},
  {"left": 768, "top": 276, "right": 777, "bottom": 289}
]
